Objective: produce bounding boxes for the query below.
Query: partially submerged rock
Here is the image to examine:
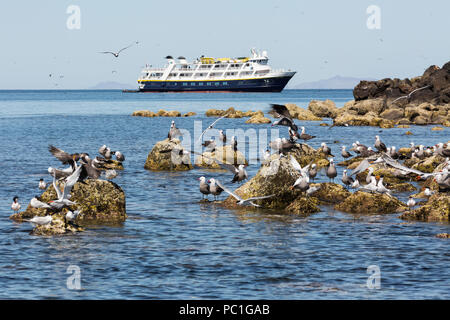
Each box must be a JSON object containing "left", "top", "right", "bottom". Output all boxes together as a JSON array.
[
  {"left": 411, "top": 155, "right": 445, "bottom": 173},
  {"left": 132, "top": 109, "right": 182, "bottom": 117},
  {"left": 144, "top": 138, "right": 193, "bottom": 171},
  {"left": 30, "top": 216, "right": 84, "bottom": 236},
  {"left": 194, "top": 145, "right": 248, "bottom": 169},
  {"left": 400, "top": 192, "right": 450, "bottom": 222},
  {"left": 205, "top": 107, "right": 261, "bottom": 118},
  {"left": 10, "top": 179, "right": 127, "bottom": 224},
  {"left": 100, "top": 159, "right": 124, "bottom": 171},
  {"left": 245, "top": 112, "right": 271, "bottom": 124},
  {"left": 435, "top": 233, "right": 450, "bottom": 239},
  {"left": 334, "top": 191, "right": 406, "bottom": 214},
  {"left": 132, "top": 110, "right": 157, "bottom": 117},
  {"left": 285, "top": 196, "right": 320, "bottom": 215},
  {"left": 310, "top": 183, "right": 351, "bottom": 204},
  {"left": 284, "top": 103, "right": 322, "bottom": 121}
]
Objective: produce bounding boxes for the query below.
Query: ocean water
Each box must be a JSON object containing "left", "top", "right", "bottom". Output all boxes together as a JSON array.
[{"left": 0, "top": 89, "right": 448, "bottom": 299}]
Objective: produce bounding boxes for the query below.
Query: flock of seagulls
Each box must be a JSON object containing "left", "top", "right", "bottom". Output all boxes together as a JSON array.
[
  {"left": 11, "top": 144, "right": 126, "bottom": 229},
  {"left": 184, "top": 104, "right": 450, "bottom": 209}
]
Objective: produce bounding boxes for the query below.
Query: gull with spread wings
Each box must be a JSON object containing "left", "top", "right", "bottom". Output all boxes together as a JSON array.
[
  {"left": 215, "top": 181, "right": 274, "bottom": 207},
  {"left": 99, "top": 42, "right": 137, "bottom": 58}
]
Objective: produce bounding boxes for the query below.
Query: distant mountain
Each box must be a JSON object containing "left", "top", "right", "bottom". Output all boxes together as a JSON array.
[
  {"left": 88, "top": 81, "right": 135, "bottom": 90},
  {"left": 289, "top": 75, "right": 377, "bottom": 89}
]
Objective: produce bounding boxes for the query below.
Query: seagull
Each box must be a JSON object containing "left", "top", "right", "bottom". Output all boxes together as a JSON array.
[
  {"left": 288, "top": 127, "right": 300, "bottom": 142},
  {"left": 25, "top": 215, "right": 53, "bottom": 227},
  {"left": 198, "top": 176, "right": 211, "bottom": 200},
  {"left": 219, "top": 130, "right": 227, "bottom": 144},
  {"left": 376, "top": 177, "right": 392, "bottom": 196},
  {"left": 202, "top": 139, "right": 216, "bottom": 152},
  {"left": 270, "top": 104, "right": 298, "bottom": 133},
  {"left": 49, "top": 165, "right": 82, "bottom": 209},
  {"left": 30, "top": 196, "right": 52, "bottom": 209},
  {"left": 351, "top": 179, "right": 360, "bottom": 189},
  {"left": 99, "top": 43, "right": 135, "bottom": 58},
  {"left": 48, "top": 145, "right": 80, "bottom": 171},
  {"left": 326, "top": 158, "right": 337, "bottom": 182},
  {"left": 424, "top": 187, "right": 435, "bottom": 197},
  {"left": 99, "top": 145, "right": 107, "bottom": 156},
  {"left": 115, "top": 151, "right": 125, "bottom": 162},
  {"left": 208, "top": 178, "right": 224, "bottom": 201},
  {"left": 308, "top": 164, "right": 317, "bottom": 182},
  {"left": 79, "top": 155, "right": 102, "bottom": 180},
  {"left": 230, "top": 136, "right": 238, "bottom": 152},
  {"left": 320, "top": 142, "right": 334, "bottom": 157},
  {"left": 299, "top": 127, "right": 316, "bottom": 141},
  {"left": 168, "top": 121, "right": 182, "bottom": 140},
  {"left": 290, "top": 155, "right": 312, "bottom": 178},
  {"left": 216, "top": 181, "right": 274, "bottom": 207},
  {"left": 222, "top": 163, "right": 248, "bottom": 183},
  {"left": 262, "top": 149, "right": 271, "bottom": 164},
  {"left": 389, "top": 146, "right": 399, "bottom": 159},
  {"left": 341, "top": 146, "right": 353, "bottom": 159},
  {"left": 65, "top": 210, "right": 81, "bottom": 223},
  {"left": 39, "top": 179, "right": 47, "bottom": 190},
  {"left": 374, "top": 135, "right": 387, "bottom": 153},
  {"left": 350, "top": 159, "right": 371, "bottom": 176},
  {"left": 11, "top": 196, "right": 21, "bottom": 213},
  {"left": 197, "top": 113, "right": 228, "bottom": 143},
  {"left": 360, "top": 147, "right": 377, "bottom": 158},
  {"left": 392, "top": 85, "right": 431, "bottom": 103},
  {"left": 341, "top": 169, "right": 355, "bottom": 189},
  {"left": 359, "top": 176, "right": 378, "bottom": 193},
  {"left": 306, "top": 185, "right": 320, "bottom": 196},
  {"left": 291, "top": 174, "right": 310, "bottom": 192},
  {"left": 407, "top": 196, "right": 416, "bottom": 210},
  {"left": 269, "top": 138, "right": 299, "bottom": 154},
  {"left": 366, "top": 167, "right": 375, "bottom": 184}
]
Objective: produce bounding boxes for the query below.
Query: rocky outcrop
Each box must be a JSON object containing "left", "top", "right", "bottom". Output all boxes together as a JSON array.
[
  {"left": 205, "top": 107, "right": 261, "bottom": 118},
  {"left": 307, "top": 100, "right": 339, "bottom": 118},
  {"left": 144, "top": 138, "right": 193, "bottom": 171},
  {"left": 183, "top": 112, "right": 197, "bottom": 117},
  {"left": 245, "top": 112, "right": 271, "bottom": 124},
  {"left": 132, "top": 109, "right": 184, "bottom": 117},
  {"left": 30, "top": 216, "right": 84, "bottom": 236},
  {"left": 10, "top": 179, "right": 127, "bottom": 224},
  {"left": 400, "top": 193, "right": 450, "bottom": 222},
  {"left": 194, "top": 145, "right": 248, "bottom": 169},
  {"left": 284, "top": 104, "right": 322, "bottom": 121},
  {"left": 334, "top": 191, "right": 406, "bottom": 214},
  {"left": 100, "top": 159, "right": 124, "bottom": 171},
  {"left": 328, "top": 62, "right": 450, "bottom": 127}
]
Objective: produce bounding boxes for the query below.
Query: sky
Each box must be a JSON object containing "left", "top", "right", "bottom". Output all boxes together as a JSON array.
[{"left": 0, "top": 0, "right": 449, "bottom": 89}]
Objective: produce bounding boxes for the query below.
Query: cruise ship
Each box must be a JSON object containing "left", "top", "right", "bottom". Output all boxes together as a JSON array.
[{"left": 137, "top": 49, "right": 296, "bottom": 92}]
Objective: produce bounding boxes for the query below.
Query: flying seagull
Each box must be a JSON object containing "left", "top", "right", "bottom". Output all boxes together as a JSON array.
[
  {"left": 197, "top": 113, "right": 228, "bottom": 143},
  {"left": 99, "top": 43, "right": 136, "bottom": 58},
  {"left": 270, "top": 104, "right": 298, "bottom": 133},
  {"left": 49, "top": 165, "right": 82, "bottom": 209},
  {"left": 392, "top": 85, "right": 431, "bottom": 103},
  {"left": 216, "top": 181, "right": 274, "bottom": 207}
]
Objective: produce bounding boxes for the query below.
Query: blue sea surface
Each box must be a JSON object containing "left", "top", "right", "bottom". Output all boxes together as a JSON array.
[{"left": 0, "top": 89, "right": 448, "bottom": 299}]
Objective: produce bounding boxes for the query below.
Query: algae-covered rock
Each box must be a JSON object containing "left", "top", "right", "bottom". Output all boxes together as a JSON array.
[
  {"left": 30, "top": 216, "right": 84, "bottom": 236},
  {"left": 205, "top": 107, "right": 260, "bottom": 118},
  {"left": 334, "top": 191, "right": 406, "bottom": 214},
  {"left": 10, "top": 179, "right": 127, "bottom": 224},
  {"left": 100, "top": 159, "right": 124, "bottom": 171},
  {"left": 194, "top": 145, "right": 248, "bottom": 169},
  {"left": 311, "top": 183, "right": 351, "bottom": 204},
  {"left": 285, "top": 195, "right": 320, "bottom": 215},
  {"left": 435, "top": 233, "right": 450, "bottom": 239},
  {"left": 411, "top": 155, "right": 445, "bottom": 173},
  {"left": 144, "top": 138, "right": 193, "bottom": 171},
  {"left": 183, "top": 112, "right": 197, "bottom": 117},
  {"left": 400, "top": 193, "right": 450, "bottom": 222},
  {"left": 221, "top": 154, "right": 300, "bottom": 209}
]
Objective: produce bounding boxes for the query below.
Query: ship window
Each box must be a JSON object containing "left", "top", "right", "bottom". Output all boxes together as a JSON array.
[
  {"left": 223, "top": 82, "right": 228, "bottom": 85},
  {"left": 199, "top": 82, "right": 203, "bottom": 86},
  {"left": 215, "top": 82, "right": 220, "bottom": 86},
  {"left": 183, "top": 82, "right": 188, "bottom": 86},
  {"left": 207, "top": 82, "right": 211, "bottom": 86},
  {"left": 191, "top": 82, "right": 196, "bottom": 86}
]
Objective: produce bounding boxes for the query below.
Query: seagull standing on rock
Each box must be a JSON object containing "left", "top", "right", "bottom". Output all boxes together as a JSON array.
[
  {"left": 39, "top": 179, "right": 47, "bottom": 190},
  {"left": 25, "top": 215, "right": 53, "bottom": 227},
  {"left": 374, "top": 135, "right": 387, "bottom": 153},
  {"left": 208, "top": 178, "right": 224, "bottom": 201},
  {"left": 326, "top": 158, "right": 337, "bottom": 182},
  {"left": 407, "top": 196, "right": 416, "bottom": 211},
  {"left": 341, "top": 169, "right": 355, "bottom": 189},
  {"left": 341, "top": 146, "right": 353, "bottom": 159},
  {"left": 198, "top": 176, "right": 211, "bottom": 200}
]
